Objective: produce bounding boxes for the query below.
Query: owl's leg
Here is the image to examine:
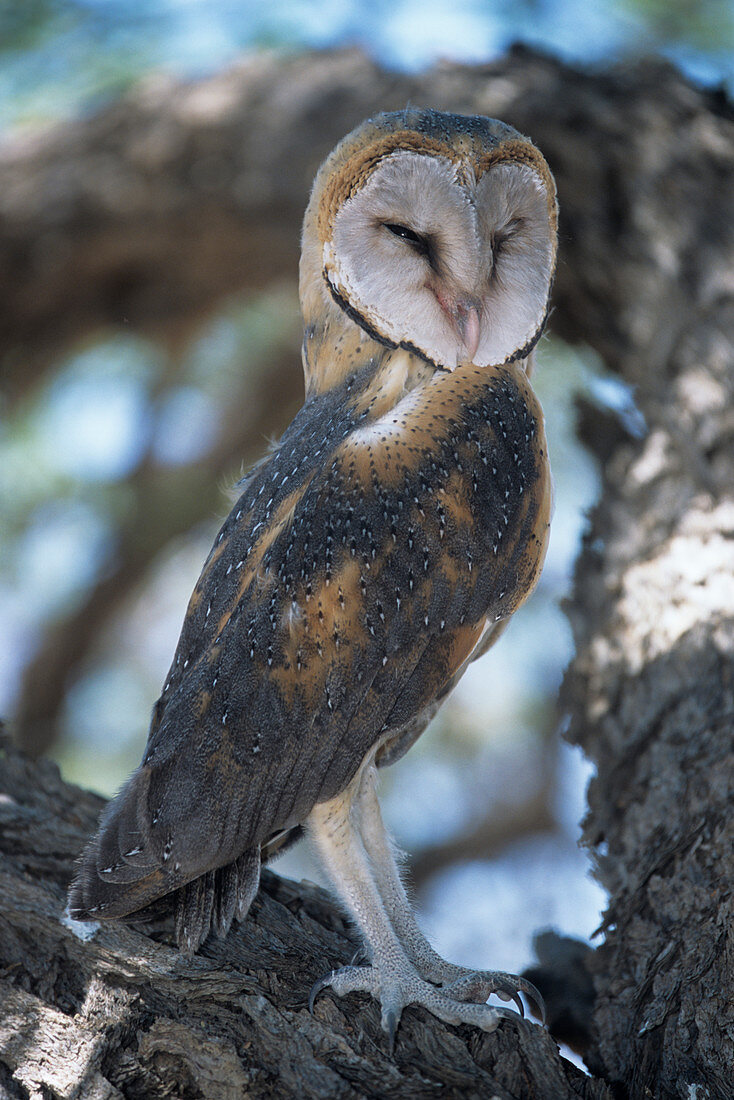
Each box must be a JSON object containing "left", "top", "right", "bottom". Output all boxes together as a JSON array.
[
  {"left": 307, "top": 781, "right": 508, "bottom": 1048},
  {"left": 353, "top": 765, "right": 544, "bottom": 1021}
]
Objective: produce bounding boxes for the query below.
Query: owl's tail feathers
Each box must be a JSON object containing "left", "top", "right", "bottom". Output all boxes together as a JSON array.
[
  {"left": 68, "top": 839, "right": 262, "bottom": 954},
  {"left": 67, "top": 771, "right": 262, "bottom": 953},
  {"left": 67, "top": 772, "right": 174, "bottom": 923},
  {"left": 174, "top": 847, "right": 261, "bottom": 954}
]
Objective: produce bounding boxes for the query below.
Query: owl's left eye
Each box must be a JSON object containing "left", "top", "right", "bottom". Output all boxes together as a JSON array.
[
  {"left": 492, "top": 218, "right": 523, "bottom": 254},
  {"left": 383, "top": 223, "right": 432, "bottom": 259}
]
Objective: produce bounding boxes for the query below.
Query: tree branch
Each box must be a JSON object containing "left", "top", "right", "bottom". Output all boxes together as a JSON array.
[
  {"left": 0, "top": 730, "right": 607, "bottom": 1099},
  {"left": 559, "top": 84, "right": 734, "bottom": 1100},
  {"left": 3, "top": 47, "right": 730, "bottom": 395}
]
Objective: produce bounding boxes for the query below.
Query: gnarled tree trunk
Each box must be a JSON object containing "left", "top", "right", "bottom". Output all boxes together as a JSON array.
[{"left": 0, "top": 729, "right": 606, "bottom": 1099}]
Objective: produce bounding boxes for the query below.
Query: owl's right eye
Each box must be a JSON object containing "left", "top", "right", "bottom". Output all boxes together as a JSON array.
[
  {"left": 384, "top": 222, "right": 421, "bottom": 243},
  {"left": 383, "top": 223, "right": 432, "bottom": 261}
]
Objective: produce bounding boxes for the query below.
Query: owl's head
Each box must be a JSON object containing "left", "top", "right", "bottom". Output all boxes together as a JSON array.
[{"left": 300, "top": 108, "right": 557, "bottom": 377}]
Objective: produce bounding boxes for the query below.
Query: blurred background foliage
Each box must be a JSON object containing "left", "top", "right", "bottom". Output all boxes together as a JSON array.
[
  {"left": 0, "top": 0, "right": 732, "bottom": 130},
  {"left": 1, "top": 0, "right": 730, "bottom": 982}
]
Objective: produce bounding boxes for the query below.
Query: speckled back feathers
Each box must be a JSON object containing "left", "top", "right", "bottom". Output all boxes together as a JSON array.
[{"left": 69, "top": 108, "right": 557, "bottom": 952}]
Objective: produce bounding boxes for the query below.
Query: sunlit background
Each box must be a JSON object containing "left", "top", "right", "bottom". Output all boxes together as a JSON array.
[
  {"left": 2, "top": 0, "right": 732, "bottom": 130},
  {"left": 1, "top": 0, "right": 731, "bottom": 1016}
]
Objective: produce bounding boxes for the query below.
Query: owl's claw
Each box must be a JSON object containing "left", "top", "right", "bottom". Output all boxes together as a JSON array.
[
  {"left": 383, "top": 1006, "right": 398, "bottom": 1054},
  {"left": 308, "top": 962, "right": 504, "bottom": 1051},
  {"left": 439, "top": 970, "right": 545, "bottom": 1025},
  {"left": 309, "top": 971, "right": 336, "bottom": 1015}
]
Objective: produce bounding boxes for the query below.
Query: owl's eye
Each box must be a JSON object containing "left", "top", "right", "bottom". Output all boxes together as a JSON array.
[
  {"left": 383, "top": 223, "right": 432, "bottom": 261},
  {"left": 384, "top": 222, "right": 421, "bottom": 242},
  {"left": 492, "top": 218, "right": 523, "bottom": 254}
]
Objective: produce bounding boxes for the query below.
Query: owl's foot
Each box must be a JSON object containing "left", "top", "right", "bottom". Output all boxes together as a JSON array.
[
  {"left": 435, "top": 968, "right": 545, "bottom": 1023},
  {"left": 348, "top": 766, "right": 546, "bottom": 1024},
  {"left": 391, "top": 927, "right": 545, "bottom": 1020},
  {"left": 309, "top": 962, "right": 510, "bottom": 1052}
]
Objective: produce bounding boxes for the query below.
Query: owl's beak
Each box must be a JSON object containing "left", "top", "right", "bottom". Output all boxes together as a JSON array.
[
  {"left": 454, "top": 300, "right": 481, "bottom": 362},
  {"left": 432, "top": 288, "right": 482, "bottom": 364}
]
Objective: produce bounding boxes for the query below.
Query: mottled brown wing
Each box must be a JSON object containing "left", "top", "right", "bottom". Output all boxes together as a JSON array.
[{"left": 69, "top": 361, "right": 550, "bottom": 923}]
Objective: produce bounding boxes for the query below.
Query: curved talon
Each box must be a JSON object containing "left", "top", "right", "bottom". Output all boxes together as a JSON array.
[
  {"left": 439, "top": 970, "right": 543, "bottom": 1023},
  {"left": 309, "top": 972, "right": 334, "bottom": 1014},
  {"left": 499, "top": 982, "right": 525, "bottom": 1019},
  {"left": 383, "top": 1007, "right": 399, "bottom": 1054},
  {"left": 489, "top": 978, "right": 525, "bottom": 1018},
  {"left": 517, "top": 977, "right": 546, "bottom": 1026},
  {"left": 492, "top": 1006, "right": 519, "bottom": 1023}
]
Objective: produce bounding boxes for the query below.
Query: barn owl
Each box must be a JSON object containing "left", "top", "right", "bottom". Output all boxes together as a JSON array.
[{"left": 69, "top": 108, "right": 557, "bottom": 1046}]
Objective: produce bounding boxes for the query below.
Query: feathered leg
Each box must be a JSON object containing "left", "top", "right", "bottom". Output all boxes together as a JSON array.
[
  {"left": 353, "top": 764, "right": 544, "bottom": 1019},
  {"left": 306, "top": 774, "right": 505, "bottom": 1049}
]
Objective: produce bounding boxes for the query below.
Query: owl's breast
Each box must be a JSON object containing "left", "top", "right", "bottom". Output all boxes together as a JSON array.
[
  {"left": 336, "top": 358, "right": 551, "bottom": 619},
  {"left": 167, "top": 356, "right": 549, "bottom": 699},
  {"left": 151, "top": 355, "right": 548, "bottom": 778},
  {"left": 137, "top": 355, "right": 550, "bottom": 849}
]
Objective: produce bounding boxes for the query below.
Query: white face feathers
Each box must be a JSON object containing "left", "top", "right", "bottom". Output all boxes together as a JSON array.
[{"left": 323, "top": 148, "right": 555, "bottom": 371}]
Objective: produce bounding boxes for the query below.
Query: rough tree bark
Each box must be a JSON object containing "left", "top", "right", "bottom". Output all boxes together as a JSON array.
[
  {"left": 562, "top": 179, "right": 734, "bottom": 1098},
  {"left": 0, "top": 729, "right": 606, "bottom": 1100},
  {"left": 1, "top": 46, "right": 732, "bottom": 1099}
]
